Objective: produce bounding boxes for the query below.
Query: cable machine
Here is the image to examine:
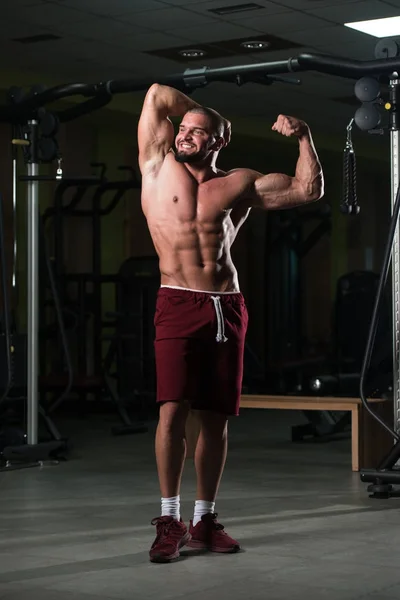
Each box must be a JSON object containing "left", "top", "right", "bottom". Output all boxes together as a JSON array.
[{"left": 0, "top": 46, "right": 400, "bottom": 478}]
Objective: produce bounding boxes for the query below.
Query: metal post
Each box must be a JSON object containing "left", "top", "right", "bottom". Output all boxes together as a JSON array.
[
  {"left": 390, "top": 76, "right": 400, "bottom": 434},
  {"left": 27, "top": 120, "right": 39, "bottom": 445}
]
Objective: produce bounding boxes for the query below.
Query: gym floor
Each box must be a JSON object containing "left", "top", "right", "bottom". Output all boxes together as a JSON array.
[{"left": 0, "top": 408, "right": 399, "bottom": 600}]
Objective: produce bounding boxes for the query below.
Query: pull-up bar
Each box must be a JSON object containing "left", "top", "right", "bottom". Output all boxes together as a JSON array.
[
  {"left": 107, "top": 52, "right": 400, "bottom": 91},
  {"left": 4, "top": 49, "right": 400, "bottom": 473},
  {"left": 3, "top": 52, "right": 400, "bottom": 123}
]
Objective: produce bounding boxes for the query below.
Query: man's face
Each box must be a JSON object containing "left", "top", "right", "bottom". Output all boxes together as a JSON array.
[{"left": 174, "top": 113, "right": 218, "bottom": 164}]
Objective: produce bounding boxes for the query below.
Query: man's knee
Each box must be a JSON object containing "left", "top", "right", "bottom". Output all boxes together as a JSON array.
[
  {"left": 158, "top": 400, "right": 190, "bottom": 435},
  {"left": 198, "top": 410, "right": 228, "bottom": 439}
]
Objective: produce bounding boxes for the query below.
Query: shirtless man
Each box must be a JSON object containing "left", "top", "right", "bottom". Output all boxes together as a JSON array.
[{"left": 138, "top": 83, "right": 323, "bottom": 563}]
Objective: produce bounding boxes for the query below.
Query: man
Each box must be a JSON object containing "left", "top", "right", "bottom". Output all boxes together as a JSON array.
[{"left": 137, "top": 83, "right": 323, "bottom": 563}]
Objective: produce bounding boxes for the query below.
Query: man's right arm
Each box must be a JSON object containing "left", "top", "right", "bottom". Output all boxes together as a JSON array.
[{"left": 137, "top": 84, "right": 200, "bottom": 176}]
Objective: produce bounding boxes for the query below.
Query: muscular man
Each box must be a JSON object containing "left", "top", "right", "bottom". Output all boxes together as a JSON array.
[{"left": 138, "top": 83, "right": 323, "bottom": 563}]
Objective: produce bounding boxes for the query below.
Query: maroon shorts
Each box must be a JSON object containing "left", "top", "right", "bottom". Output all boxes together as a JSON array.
[{"left": 154, "top": 286, "right": 248, "bottom": 416}]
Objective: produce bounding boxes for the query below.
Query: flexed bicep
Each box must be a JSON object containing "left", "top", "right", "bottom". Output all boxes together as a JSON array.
[{"left": 252, "top": 172, "right": 308, "bottom": 209}]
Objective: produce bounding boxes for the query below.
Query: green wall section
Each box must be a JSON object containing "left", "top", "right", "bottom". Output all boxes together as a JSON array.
[
  {"left": 92, "top": 124, "right": 135, "bottom": 319},
  {"left": 93, "top": 125, "right": 130, "bottom": 274}
]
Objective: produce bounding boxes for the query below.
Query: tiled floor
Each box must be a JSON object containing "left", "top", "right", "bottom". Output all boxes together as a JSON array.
[{"left": 0, "top": 408, "right": 399, "bottom": 599}]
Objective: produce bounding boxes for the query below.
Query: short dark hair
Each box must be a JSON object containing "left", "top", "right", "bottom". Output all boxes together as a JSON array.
[{"left": 186, "top": 107, "right": 224, "bottom": 138}]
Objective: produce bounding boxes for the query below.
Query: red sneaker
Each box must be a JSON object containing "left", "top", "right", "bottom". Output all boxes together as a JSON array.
[
  {"left": 149, "top": 516, "right": 191, "bottom": 563},
  {"left": 188, "top": 513, "right": 240, "bottom": 553}
]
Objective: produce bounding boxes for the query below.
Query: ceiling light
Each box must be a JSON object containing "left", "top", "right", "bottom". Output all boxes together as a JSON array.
[
  {"left": 178, "top": 49, "right": 206, "bottom": 58},
  {"left": 209, "top": 3, "right": 263, "bottom": 15},
  {"left": 241, "top": 40, "right": 270, "bottom": 50},
  {"left": 345, "top": 16, "right": 400, "bottom": 38}
]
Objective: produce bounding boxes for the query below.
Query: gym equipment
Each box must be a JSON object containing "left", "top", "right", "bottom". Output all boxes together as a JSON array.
[
  {"left": 40, "top": 169, "right": 140, "bottom": 386},
  {"left": 59, "top": 168, "right": 141, "bottom": 380},
  {"left": 40, "top": 173, "right": 104, "bottom": 390},
  {"left": 0, "top": 191, "right": 66, "bottom": 469},
  {"left": 38, "top": 172, "right": 146, "bottom": 437},
  {"left": 2, "top": 46, "right": 400, "bottom": 473},
  {"left": 292, "top": 271, "right": 391, "bottom": 443},
  {"left": 103, "top": 256, "right": 160, "bottom": 431},
  {"left": 359, "top": 183, "right": 400, "bottom": 497},
  {"left": 0, "top": 193, "right": 12, "bottom": 405},
  {"left": 265, "top": 203, "right": 332, "bottom": 389},
  {"left": 0, "top": 85, "right": 112, "bottom": 467},
  {"left": 341, "top": 118, "right": 359, "bottom": 215}
]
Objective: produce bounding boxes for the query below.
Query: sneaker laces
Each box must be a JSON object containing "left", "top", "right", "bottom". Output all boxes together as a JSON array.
[
  {"left": 151, "top": 517, "right": 183, "bottom": 541},
  {"left": 206, "top": 513, "right": 225, "bottom": 532}
]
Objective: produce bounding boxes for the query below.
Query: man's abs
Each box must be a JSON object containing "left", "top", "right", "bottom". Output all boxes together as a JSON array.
[
  {"left": 159, "top": 251, "right": 239, "bottom": 292},
  {"left": 149, "top": 223, "right": 239, "bottom": 292}
]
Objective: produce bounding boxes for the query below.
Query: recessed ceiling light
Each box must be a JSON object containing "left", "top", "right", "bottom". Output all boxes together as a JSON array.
[
  {"left": 178, "top": 48, "right": 206, "bottom": 58},
  {"left": 241, "top": 40, "right": 270, "bottom": 50},
  {"left": 345, "top": 15, "right": 400, "bottom": 38}
]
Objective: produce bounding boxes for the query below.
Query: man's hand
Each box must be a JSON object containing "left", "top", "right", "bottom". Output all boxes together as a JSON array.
[{"left": 272, "top": 115, "right": 309, "bottom": 138}]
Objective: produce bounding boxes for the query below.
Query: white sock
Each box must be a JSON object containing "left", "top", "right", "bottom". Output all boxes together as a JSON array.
[
  {"left": 161, "top": 496, "right": 180, "bottom": 520},
  {"left": 193, "top": 500, "right": 215, "bottom": 526}
]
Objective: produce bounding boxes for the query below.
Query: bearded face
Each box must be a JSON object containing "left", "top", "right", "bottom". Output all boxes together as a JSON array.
[{"left": 174, "top": 113, "right": 219, "bottom": 165}]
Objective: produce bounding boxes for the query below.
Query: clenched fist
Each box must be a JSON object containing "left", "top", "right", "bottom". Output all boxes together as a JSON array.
[{"left": 272, "top": 114, "right": 309, "bottom": 138}]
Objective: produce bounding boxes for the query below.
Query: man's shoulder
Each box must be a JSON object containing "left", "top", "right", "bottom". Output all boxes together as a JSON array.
[
  {"left": 225, "top": 167, "right": 262, "bottom": 180},
  {"left": 222, "top": 168, "right": 263, "bottom": 195}
]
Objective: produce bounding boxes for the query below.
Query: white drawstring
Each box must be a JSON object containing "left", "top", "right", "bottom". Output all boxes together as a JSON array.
[{"left": 211, "top": 296, "right": 228, "bottom": 343}]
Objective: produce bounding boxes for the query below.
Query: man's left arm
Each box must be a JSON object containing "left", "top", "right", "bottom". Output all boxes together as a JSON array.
[{"left": 249, "top": 115, "right": 324, "bottom": 210}]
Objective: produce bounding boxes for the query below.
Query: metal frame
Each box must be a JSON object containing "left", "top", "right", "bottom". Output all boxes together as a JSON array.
[
  {"left": 2, "top": 51, "right": 400, "bottom": 450},
  {"left": 390, "top": 116, "right": 400, "bottom": 434},
  {"left": 26, "top": 157, "right": 39, "bottom": 445}
]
